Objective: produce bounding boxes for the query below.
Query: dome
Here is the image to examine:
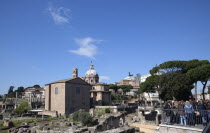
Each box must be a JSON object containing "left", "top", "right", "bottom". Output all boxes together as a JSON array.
[
  {"left": 85, "top": 63, "right": 98, "bottom": 76},
  {"left": 124, "top": 76, "right": 135, "bottom": 80},
  {"left": 85, "top": 69, "right": 98, "bottom": 76}
]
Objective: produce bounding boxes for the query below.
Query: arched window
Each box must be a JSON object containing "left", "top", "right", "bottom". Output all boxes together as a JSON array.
[{"left": 55, "top": 88, "right": 58, "bottom": 94}]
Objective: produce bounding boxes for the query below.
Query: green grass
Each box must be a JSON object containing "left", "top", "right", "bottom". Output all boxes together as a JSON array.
[
  {"left": 13, "top": 119, "right": 36, "bottom": 126},
  {"left": 0, "top": 120, "right": 8, "bottom": 133},
  {"left": 0, "top": 116, "right": 71, "bottom": 131},
  {"left": 0, "top": 120, "right": 4, "bottom": 128},
  {"left": 73, "top": 121, "right": 81, "bottom": 124},
  {"left": 0, "top": 130, "right": 9, "bottom": 133}
]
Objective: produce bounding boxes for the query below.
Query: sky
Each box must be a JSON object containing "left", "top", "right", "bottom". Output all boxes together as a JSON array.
[{"left": 0, "top": 0, "right": 210, "bottom": 95}]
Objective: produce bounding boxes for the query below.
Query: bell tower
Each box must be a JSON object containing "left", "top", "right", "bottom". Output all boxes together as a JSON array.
[{"left": 72, "top": 67, "right": 78, "bottom": 78}]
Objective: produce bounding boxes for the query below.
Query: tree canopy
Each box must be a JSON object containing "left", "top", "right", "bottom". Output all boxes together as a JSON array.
[
  {"left": 118, "top": 85, "right": 133, "bottom": 93},
  {"left": 7, "top": 86, "right": 25, "bottom": 98},
  {"left": 139, "top": 75, "right": 159, "bottom": 94},
  {"left": 141, "top": 59, "right": 210, "bottom": 101},
  {"left": 72, "top": 110, "right": 95, "bottom": 126},
  {"left": 109, "top": 84, "right": 133, "bottom": 93},
  {"left": 187, "top": 64, "right": 210, "bottom": 99},
  {"left": 8, "top": 86, "right": 14, "bottom": 94},
  {"left": 7, "top": 86, "right": 15, "bottom": 98},
  {"left": 33, "top": 84, "right": 41, "bottom": 88},
  {"left": 109, "top": 84, "right": 119, "bottom": 92},
  {"left": 15, "top": 101, "right": 31, "bottom": 115}
]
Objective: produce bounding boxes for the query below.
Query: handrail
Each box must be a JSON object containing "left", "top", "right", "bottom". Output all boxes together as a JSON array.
[{"left": 162, "top": 108, "right": 210, "bottom": 127}]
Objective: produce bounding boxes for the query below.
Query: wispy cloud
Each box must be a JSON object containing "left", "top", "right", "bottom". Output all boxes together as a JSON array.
[
  {"left": 69, "top": 37, "right": 102, "bottom": 59},
  {"left": 31, "top": 66, "right": 42, "bottom": 72},
  {"left": 47, "top": 4, "right": 71, "bottom": 24},
  {"left": 99, "top": 76, "right": 110, "bottom": 82}
]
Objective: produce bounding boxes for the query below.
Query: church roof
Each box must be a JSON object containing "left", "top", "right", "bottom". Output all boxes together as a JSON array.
[
  {"left": 123, "top": 76, "right": 136, "bottom": 80},
  {"left": 85, "top": 63, "right": 98, "bottom": 76},
  {"left": 46, "top": 77, "right": 90, "bottom": 85},
  {"left": 85, "top": 69, "right": 98, "bottom": 76}
]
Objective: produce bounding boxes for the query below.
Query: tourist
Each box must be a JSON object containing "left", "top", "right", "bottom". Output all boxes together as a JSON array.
[
  {"left": 172, "top": 101, "right": 179, "bottom": 124},
  {"left": 184, "top": 101, "right": 195, "bottom": 126},
  {"left": 197, "top": 101, "right": 207, "bottom": 126},
  {"left": 178, "top": 101, "right": 186, "bottom": 126},
  {"left": 164, "top": 101, "right": 172, "bottom": 124},
  {"left": 205, "top": 101, "right": 210, "bottom": 123}
]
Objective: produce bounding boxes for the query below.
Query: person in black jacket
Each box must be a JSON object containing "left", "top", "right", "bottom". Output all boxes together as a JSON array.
[
  {"left": 164, "top": 101, "right": 172, "bottom": 124},
  {"left": 197, "top": 100, "right": 207, "bottom": 125}
]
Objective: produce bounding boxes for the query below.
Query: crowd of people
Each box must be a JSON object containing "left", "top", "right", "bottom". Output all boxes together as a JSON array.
[{"left": 164, "top": 100, "right": 210, "bottom": 126}]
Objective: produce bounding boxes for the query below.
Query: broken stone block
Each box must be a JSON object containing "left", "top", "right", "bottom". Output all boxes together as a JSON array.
[{"left": 3, "top": 120, "right": 14, "bottom": 127}]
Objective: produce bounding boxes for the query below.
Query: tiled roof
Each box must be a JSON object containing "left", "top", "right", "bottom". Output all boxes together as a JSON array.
[{"left": 46, "top": 77, "right": 90, "bottom": 85}]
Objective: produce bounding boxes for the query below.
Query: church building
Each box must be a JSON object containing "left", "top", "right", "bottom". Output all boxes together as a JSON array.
[
  {"left": 43, "top": 63, "right": 111, "bottom": 116},
  {"left": 44, "top": 77, "right": 91, "bottom": 116},
  {"left": 78, "top": 63, "right": 111, "bottom": 106}
]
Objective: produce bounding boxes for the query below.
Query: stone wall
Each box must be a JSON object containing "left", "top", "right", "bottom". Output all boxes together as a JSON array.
[
  {"left": 103, "top": 126, "right": 135, "bottom": 133},
  {"left": 65, "top": 82, "right": 91, "bottom": 114},
  {"left": 93, "top": 113, "right": 126, "bottom": 132},
  {"left": 38, "top": 110, "right": 58, "bottom": 117},
  {"left": 102, "top": 92, "right": 111, "bottom": 105},
  {"left": 159, "top": 124, "right": 203, "bottom": 133},
  {"left": 45, "top": 83, "right": 66, "bottom": 115},
  {"left": 91, "top": 106, "right": 118, "bottom": 116}
]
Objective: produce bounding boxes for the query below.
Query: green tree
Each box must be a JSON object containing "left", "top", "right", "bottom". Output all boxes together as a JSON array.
[
  {"left": 142, "top": 59, "right": 208, "bottom": 101},
  {"left": 72, "top": 110, "right": 95, "bottom": 126},
  {"left": 33, "top": 85, "right": 41, "bottom": 88},
  {"left": 15, "top": 101, "right": 31, "bottom": 115},
  {"left": 16, "top": 86, "right": 25, "bottom": 97},
  {"left": 7, "top": 86, "right": 16, "bottom": 98},
  {"left": 8, "top": 86, "right": 14, "bottom": 94},
  {"left": 170, "top": 73, "right": 193, "bottom": 101},
  {"left": 187, "top": 64, "right": 210, "bottom": 100},
  {"left": 139, "top": 75, "right": 159, "bottom": 93},
  {"left": 17, "top": 86, "right": 24, "bottom": 92},
  {"left": 109, "top": 84, "right": 119, "bottom": 93},
  {"left": 118, "top": 85, "right": 133, "bottom": 94}
]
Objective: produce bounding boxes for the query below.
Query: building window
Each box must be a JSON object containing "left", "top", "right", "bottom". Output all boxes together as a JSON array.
[
  {"left": 76, "top": 88, "right": 80, "bottom": 94},
  {"left": 55, "top": 88, "right": 58, "bottom": 94}
]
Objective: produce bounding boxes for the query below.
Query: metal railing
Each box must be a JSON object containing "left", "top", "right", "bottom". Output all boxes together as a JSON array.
[{"left": 162, "top": 109, "right": 210, "bottom": 127}]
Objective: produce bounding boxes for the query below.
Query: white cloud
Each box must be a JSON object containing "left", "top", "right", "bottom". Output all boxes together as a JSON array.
[
  {"left": 69, "top": 37, "right": 102, "bottom": 59},
  {"left": 31, "top": 66, "right": 42, "bottom": 72},
  {"left": 99, "top": 76, "right": 110, "bottom": 82},
  {"left": 47, "top": 4, "right": 71, "bottom": 24}
]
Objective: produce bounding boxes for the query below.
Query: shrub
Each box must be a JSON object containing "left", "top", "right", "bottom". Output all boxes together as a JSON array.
[
  {"left": 15, "top": 101, "right": 31, "bottom": 115},
  {"left": 105, "top": 108, "right": 111, "bottom": 113},
  {"left": 72, "top": 111, "right": 79, "bottom": 121},
  {"left": 102, "top": 101, "right": 109, "bottom": 106},
  {"left": 72, "top": 110, "right": 95, "bottom": 126}
]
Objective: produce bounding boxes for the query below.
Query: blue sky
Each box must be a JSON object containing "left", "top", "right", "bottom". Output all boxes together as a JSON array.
[{"left": 0, "top": 0, "right": 210, "bottom": 94}]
